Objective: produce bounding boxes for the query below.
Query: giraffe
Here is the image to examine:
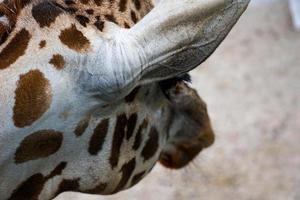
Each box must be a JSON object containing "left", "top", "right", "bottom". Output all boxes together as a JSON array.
[{"left": 0, "top": 0, "right": 250, "bottom": 199}]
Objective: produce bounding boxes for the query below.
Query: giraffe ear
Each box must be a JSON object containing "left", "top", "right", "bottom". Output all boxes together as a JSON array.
[
  {"left": 125, "top": 0, "right": 250, "bottom": 83},
  {"left": 83, "top": 0, "right": 250, "bottom": 101}
]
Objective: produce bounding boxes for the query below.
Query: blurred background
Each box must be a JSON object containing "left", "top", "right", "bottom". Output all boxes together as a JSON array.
[{"left": 56, "top": 0, "right": 300, "bottom": 199}]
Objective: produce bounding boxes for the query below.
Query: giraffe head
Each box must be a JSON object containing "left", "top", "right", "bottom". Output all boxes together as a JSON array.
[
  {"left": 0, "top": 0, "right": 249, "bottom": 198},
  {"left": 159, "top": 77, "right": 215, "bottom": 169}
]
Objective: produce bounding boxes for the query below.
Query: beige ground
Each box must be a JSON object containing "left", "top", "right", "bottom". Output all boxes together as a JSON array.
[{"left": 56, "top": 1, "right": 300, "bottom": 200}]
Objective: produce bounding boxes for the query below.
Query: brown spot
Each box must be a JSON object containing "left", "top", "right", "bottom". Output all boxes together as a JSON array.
[
  {"left": 49, "top": 54, "right": 65, "bottom": 70},
  {"left": 124, "top": 22, "right": 130, "bottom": 29},
  {"left": 109, "top": 113, "right": 142, "bottom": 168},
  {"left": 55, "top": 178, "right": 80, "bottom": 195},
  {"left": 8, "top": 162, "right": 67, "bottom": 200},
  {"left": 13, "top": 70, "right": 52, "bottom": 127},
  {"left": 81, "top": 0, "right": 89, "bottom": 4},
  {"left": 105, "top": 14, "right": 117, "bottom": 24},
  {"left": 0, "top": 22, "right": 9, "bottom": 45},
  {"left": 131, "top": 171, "right": 146, "bottom": 186},
  {"left": 53, "top": 2, "right": 77, "bottom": 14},
  {"left": 141, "top": 127, "right": 159, "bottom": 161},
  {"left": 64, "top": 0, "right": 75, "bottom": 5},
  {"left": 14, "top": 130, "right": 63, "bottom": 164},
  {"left": 85, "top": 182, "right": 107, "bottom": 194},
  {"left": 74, "top": 115, "right": 91, "bottom": 137},
  {"left": 133, "top": 0, "right": 141, "bottom": 10},
  {"left": 75, "top": 15, "right": 90, "bottom": 27},
  {"left": 126, "top": 113, "right": 137, "bottom": 140},
  {"left": 109, "top": 114, "right": 127, "bottom": 168},
  {"left": 86, "top": 9, "right": 94, "bottom": 15},
  {"left": 46, "top": 162, "right": 67, "bottom": 179},
  {"left": 130, "top": 10, "right": 138, "bottom": 24},
  {"left": 119, "top": 0, "right": 127, "bottom": 12},
  {"left": 59, "top": 24, "right": 90, "bottom": 52},
  {"left": 133, "top": 119, "right": 148, "bottom": 150},
  {"left": 94, "top": 0, "right": 102, "bottom": 6},
  {"left": 94, "top": 16, "right": 104, "bottom": 31},
  {"left": 88, "top": 118, "right": 109, "bottom": 155},
  {"left": 32, "top": 2, "right": 62, "bottom": 28},
  {"left": 113, "top": 158, "right": 136, "bottom": 193},
  {"left": 39, "top": 40, "right": 46, "bottom": 48},
  {"left": 0, "top": 28, "right": 31, "bottom": 70},
  {"left": 125, "top": 86, "right": 140, "bottom": 103},
  {"left": 8, "top": 174, "right": 45, "bottom": 200}
]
